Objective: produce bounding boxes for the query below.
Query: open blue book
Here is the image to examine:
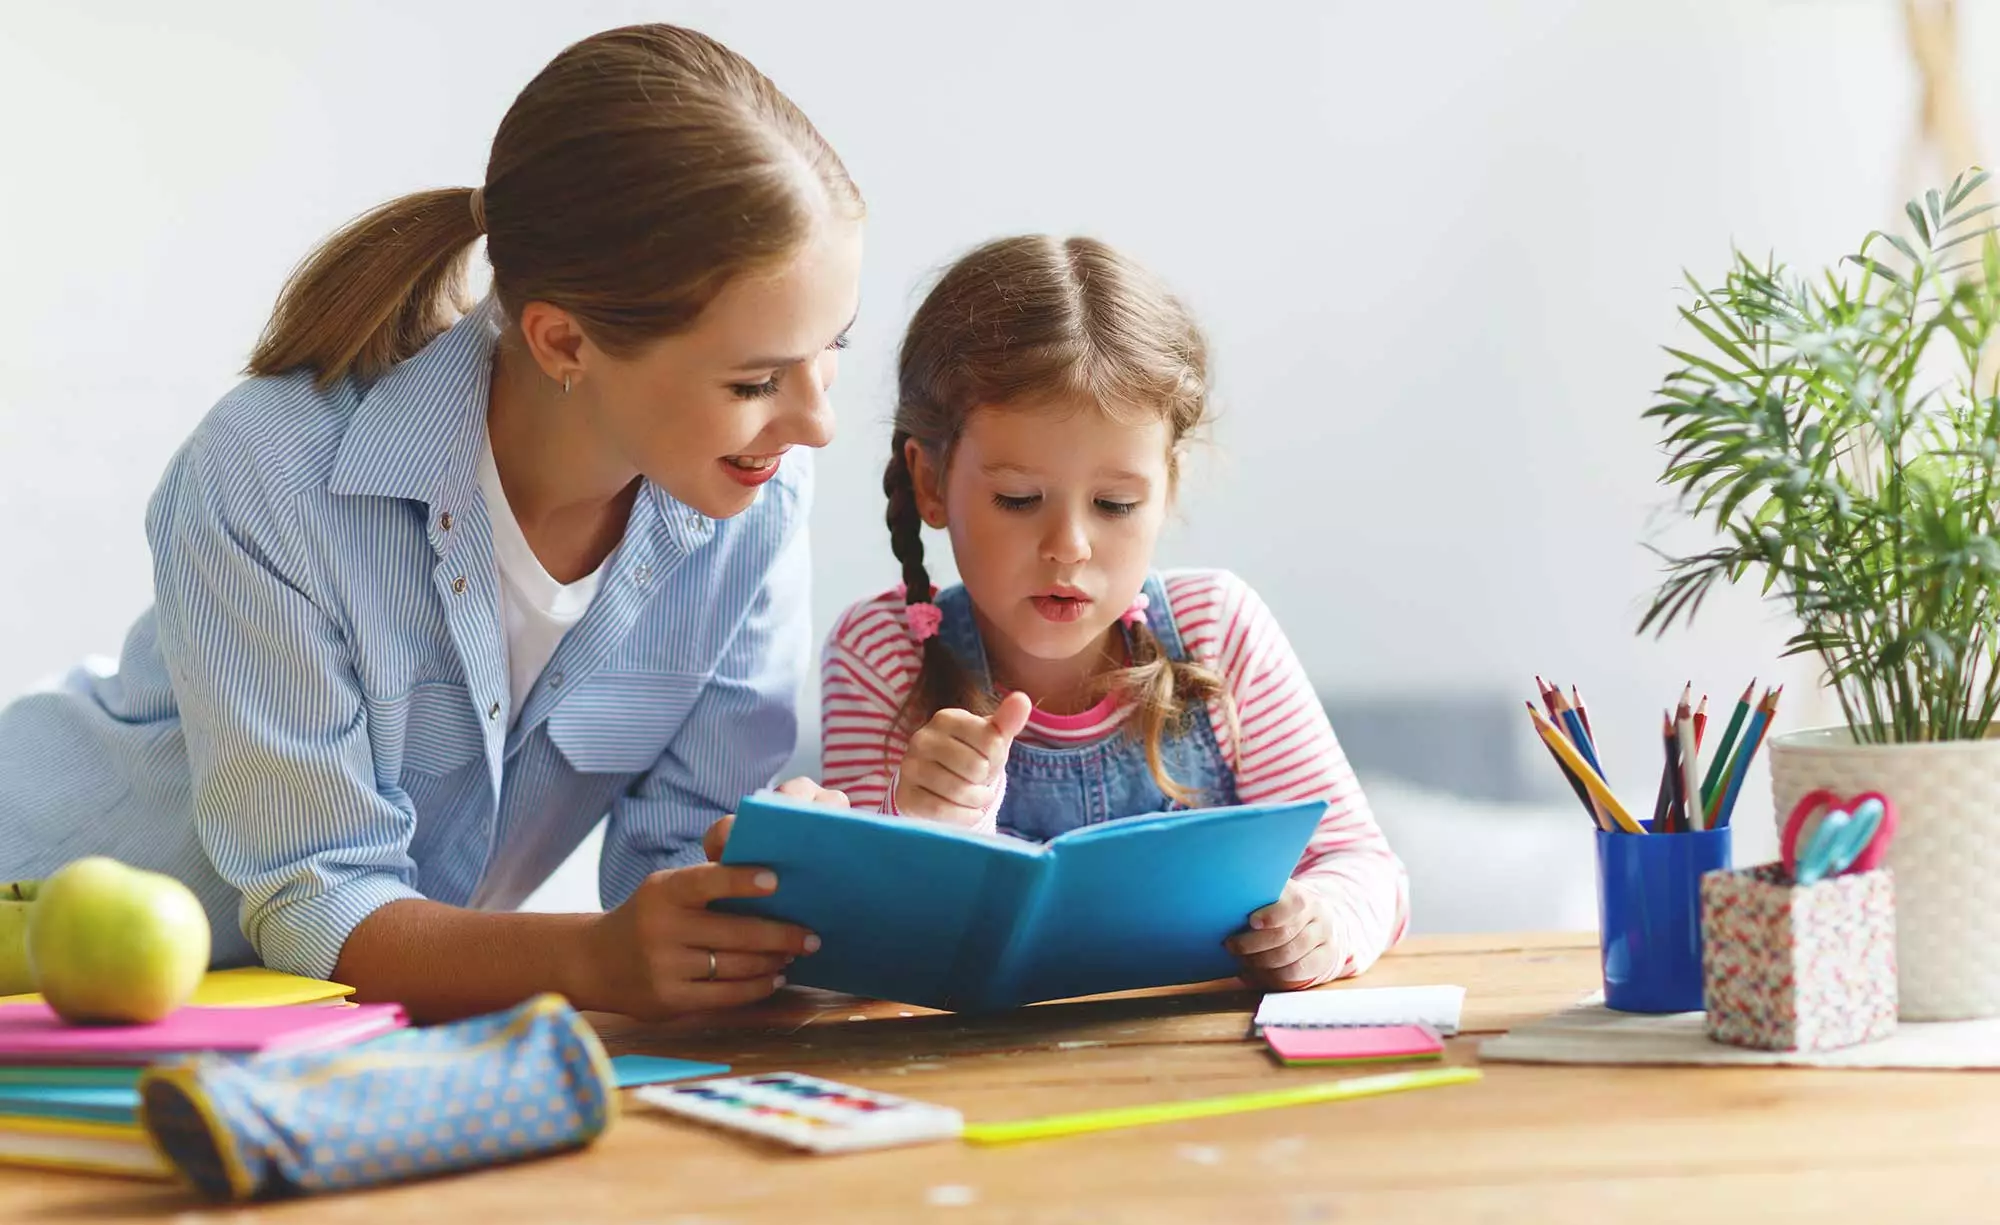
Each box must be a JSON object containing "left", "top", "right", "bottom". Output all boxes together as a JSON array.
[{"left": 714, "top": 793, "right": 1325, "bottom": 1012}]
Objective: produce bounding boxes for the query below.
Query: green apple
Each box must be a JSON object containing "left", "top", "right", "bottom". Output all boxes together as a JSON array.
[
  {"left": 0, "top": 881, "right": 39, "bottom": 996},
  {"left": 27, "top": 858, "right": 209, "bottom": 1025}
]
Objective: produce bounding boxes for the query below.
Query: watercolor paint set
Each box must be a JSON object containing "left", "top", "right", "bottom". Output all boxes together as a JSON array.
[{"left": 634, "top": 1071, "right": 964, "bottom": 1154}]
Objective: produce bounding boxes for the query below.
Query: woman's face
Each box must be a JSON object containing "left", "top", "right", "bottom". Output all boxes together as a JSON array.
[{"left": 564, "top": 216, "right": 864, "bottom": 519}]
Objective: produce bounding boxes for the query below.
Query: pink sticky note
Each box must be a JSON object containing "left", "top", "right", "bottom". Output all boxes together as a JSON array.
[{"left": 1263, "top": 1024, "right": 1445, "bottom": 1066}]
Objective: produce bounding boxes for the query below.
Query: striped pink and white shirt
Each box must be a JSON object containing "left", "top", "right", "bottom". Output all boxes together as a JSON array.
[{"left": 820, "top": 569, "right": 1410, "bottom": 978}]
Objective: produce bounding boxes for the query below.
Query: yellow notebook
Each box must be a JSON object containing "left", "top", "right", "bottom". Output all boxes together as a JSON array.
[
  {"left": 0, "top": 1114, "right": 168, "bottom": 1179},
  {"left": 0, "top": 966, "right": 353, "bottom": 1010}
]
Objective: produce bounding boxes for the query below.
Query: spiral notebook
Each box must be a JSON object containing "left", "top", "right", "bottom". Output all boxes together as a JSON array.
[{"left": 1251, "top": 986, "right": 1466, "bottom": 1037}]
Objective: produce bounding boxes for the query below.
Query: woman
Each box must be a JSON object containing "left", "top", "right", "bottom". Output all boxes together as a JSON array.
[{"left": 0, "top": 25, "right": 860, "bottom": 1022}]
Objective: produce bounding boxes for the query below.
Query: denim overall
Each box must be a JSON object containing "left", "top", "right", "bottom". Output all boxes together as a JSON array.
[{"left": 932, "top": 573, "right": 1239, "bottom": 839}]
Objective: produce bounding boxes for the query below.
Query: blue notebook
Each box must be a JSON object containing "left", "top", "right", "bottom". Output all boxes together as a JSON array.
[
  {"left": 0, "top": 1083, "right": 139, "bottom": 1125},
  {"left": 715, "top": 793, "right": 1325, "bottom": 1012}
]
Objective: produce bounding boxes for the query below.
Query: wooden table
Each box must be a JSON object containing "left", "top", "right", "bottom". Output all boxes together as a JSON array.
[{"left": 4, "top": 932, "right": 1994, "bottom": 1223}]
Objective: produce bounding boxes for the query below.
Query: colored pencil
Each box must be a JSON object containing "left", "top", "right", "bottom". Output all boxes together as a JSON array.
[
  {"left": 1650, "top": 748, "right": 1675, "bottom": 831},
  {"left": 1699, "top": 681, "right": 1756, "bottom": 813},
  {"left": 1549, "top": 685, "right": 1616, "bottom": 829},
  {"left": 1670, "top": 712, "right": 1693, "bottom": 832},
  {"left": 1657, "top": 714, "right": 1680, "bottom": 833},
  {"left": 1676, "top": 696, "right": 1702, "bottom": 832},
  {"left": 1527, "top": 706, "right": 1646, "bottom": 833},
  {"left": 1570, "top": 686, "right": 1597, "bottom": 745},
  {"left": 1535, "top": 679, "right": 1604, "bottom": 827},
  {"left": 1693, "top": 695, "right": 1709, "bottom": 748},
  {"left": 1551, "top": 690, "right": 1606, "bottom": 780},
  {"left": 1715, "top": 687, "right": 1781, "bottom": 828},
  {"left": 1540, "top": 727, "right": 1604, "bottom": 827},
  {"left": 1571, "top": 684, "right": 1615, "bottom": 823}
]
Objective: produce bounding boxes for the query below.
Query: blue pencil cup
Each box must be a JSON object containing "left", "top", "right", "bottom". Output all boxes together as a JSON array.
[{"left": 1595, "top": 825, "right": 1732, "bottom": 1013}]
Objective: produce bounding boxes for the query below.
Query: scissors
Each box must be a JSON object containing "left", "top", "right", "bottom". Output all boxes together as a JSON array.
[{"left": 1780, "top": 789, "right": 1897, "bottom": 886}]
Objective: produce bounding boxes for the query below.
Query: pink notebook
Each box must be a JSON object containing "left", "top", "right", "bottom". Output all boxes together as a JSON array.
[
  {"left": 1263, "top": 1024, "right": 1445, "bottom": 1066},
  {"left": 0, "top": 1002, "right": 408, "bottom": 1063}
]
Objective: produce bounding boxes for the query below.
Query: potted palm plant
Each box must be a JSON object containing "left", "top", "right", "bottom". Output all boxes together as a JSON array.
[{"left": 1643, "top": 170, "right": 2000, "bottom": 1020}]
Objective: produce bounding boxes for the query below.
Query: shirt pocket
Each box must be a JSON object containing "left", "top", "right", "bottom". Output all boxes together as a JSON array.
[
  {"left": 546, "top": 670, "right": 706, "bottom": 774},
  {"left": 397, "top": 681, "right": 488, "bottom": 777}
]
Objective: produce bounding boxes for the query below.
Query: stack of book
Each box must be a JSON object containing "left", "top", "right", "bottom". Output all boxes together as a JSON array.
[{"left": 0, "top": 968, "right": 402, "bottom": 1178}]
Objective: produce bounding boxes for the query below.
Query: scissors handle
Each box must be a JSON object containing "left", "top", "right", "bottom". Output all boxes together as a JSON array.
[
  {"left": 1780, "top": 789, "right": 1842, "bottom": 878},
  {"left": 1783, "top": 790, "right": 1897, "bottom": 885}
]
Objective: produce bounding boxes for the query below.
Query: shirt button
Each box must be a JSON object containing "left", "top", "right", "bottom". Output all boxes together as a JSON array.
[
  {"left": 439, "top": 512, "right": 454, "bottom": 532},
  {"left": 549, "top": 672, "right": 564, "bottom": 688},
  {"left": 487, "top": 701, "right": 501, "bottom": 721},
  {"left": 634, "top": 564, "right": 653, "bottom": 586},
  {"left": 451, "top": 576, "right": 467, "bottom": 595}
]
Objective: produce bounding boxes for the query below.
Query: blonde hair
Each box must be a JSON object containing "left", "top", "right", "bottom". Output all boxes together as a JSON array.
[
  {"left": 249, "top": 24, "right": 862, "bottom": 387},
  {"left": 885, "top": 235, "right": 1231, "bottom": 804}
]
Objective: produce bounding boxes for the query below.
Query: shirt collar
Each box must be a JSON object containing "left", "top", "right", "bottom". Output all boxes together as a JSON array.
[
  {"left": 326, "top": 295, "right": 500, "bottom": 517},
  {"left": 325, "top": 295, "right": 716, "bottom": 555}
]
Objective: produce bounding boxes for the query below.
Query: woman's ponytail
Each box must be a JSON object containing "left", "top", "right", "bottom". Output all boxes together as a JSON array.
[
  {"left": 245, "top": 24, "right": 862, "bottom": 389},
  {"left": 248, "top": 188, "right": 483, "bottom": 388}
]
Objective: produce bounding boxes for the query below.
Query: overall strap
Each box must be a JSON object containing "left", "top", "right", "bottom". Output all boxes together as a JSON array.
[
  {"left": 931, "top": 585, "right": 994, "bottom": 691},
  {"left": 1124, "top": 573, "right": 1190, "bottom": 663}
]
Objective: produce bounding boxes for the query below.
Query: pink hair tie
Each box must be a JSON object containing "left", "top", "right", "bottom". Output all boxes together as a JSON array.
[
  {"left": 905, "top": 601, "right": 943, "bottom": 642},
  {"left": 1120, "top": 591, "right": 1151, "bottom": 627}
]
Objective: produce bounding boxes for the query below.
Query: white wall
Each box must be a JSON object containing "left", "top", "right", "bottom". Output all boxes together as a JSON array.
[{"left": 5, "top": 0, "right": 1987, "bottom": 906}]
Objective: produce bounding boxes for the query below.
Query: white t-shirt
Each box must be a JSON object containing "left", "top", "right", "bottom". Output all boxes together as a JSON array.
[{"left": 475, "top": 438, "right": 603, "bottom": 727}]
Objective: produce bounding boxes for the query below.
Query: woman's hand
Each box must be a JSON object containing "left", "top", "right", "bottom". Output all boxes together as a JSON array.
[
  {"left": 1226, "top": 881, "right": 1346, "bottom": 990},
  {"left": 581, "top": 861, "right": 819, "bottom": 1020},
  {"left": 892, "top": 691, "right": 1033, "bottom": 826}
]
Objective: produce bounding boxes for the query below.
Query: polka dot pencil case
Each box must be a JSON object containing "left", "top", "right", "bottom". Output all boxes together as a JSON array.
[{"left": 138, "top": 993, "right": 616, "bottom": 1201}]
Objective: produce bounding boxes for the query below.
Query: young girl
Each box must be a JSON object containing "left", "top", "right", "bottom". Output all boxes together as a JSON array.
[{"left": 821, "top": 235, "right": 1408, "bottom": 989}]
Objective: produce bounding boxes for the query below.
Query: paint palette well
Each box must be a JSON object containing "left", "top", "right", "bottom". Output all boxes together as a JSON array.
[{"left": 635, "top": 1071, "right": 963, "bottom": 1154}]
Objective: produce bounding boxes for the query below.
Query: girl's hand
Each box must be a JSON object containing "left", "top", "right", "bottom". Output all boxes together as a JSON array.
[
  {"left": 1227, "top": 881, "right": 1345, "bottom": 990},
  {"left": 773, "top": 775, "right": 851, "bottom": 808},
  {"left": 702, "top": 776, "right": 849, "bottom": 862},
  {"left": 581, "top": 861, "right": 819, "bottom": 1020},
  {"left": 893, "top": 691, "right": 1033, "bottom": 826}
]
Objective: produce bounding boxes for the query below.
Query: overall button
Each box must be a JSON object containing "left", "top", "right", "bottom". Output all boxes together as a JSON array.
[{"left": 487, "top": 702, "right": 502, "bottom": 721}]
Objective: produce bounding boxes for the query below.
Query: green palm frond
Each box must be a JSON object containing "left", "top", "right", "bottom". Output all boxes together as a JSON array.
[{"left": 1643, "top": 170, "right": 2000, "bottom": 743}]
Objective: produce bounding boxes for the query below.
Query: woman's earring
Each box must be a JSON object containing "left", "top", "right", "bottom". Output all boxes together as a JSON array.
[{"left": 562, "top": 375, "right": 572, "bottom": 395}]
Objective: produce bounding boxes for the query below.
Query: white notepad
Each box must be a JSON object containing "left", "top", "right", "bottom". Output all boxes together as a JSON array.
[{"left": 1252, "top": 985, "right": 1466, "bottom": 1037}]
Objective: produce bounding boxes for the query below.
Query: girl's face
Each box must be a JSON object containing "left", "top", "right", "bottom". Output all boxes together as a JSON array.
[{"left": 911, "top": 395, "right": 1174, "bottom": 684}]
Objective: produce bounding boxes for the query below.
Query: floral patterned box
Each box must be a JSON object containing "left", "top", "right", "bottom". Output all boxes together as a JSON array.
[{"left": 1699, "top": 863, "right": 1897, "bottom": 1052}]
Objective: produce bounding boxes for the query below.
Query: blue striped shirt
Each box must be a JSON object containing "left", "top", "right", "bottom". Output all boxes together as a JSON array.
[{"left": 0, "top": 299, "right": 812, "bottom": 981}]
